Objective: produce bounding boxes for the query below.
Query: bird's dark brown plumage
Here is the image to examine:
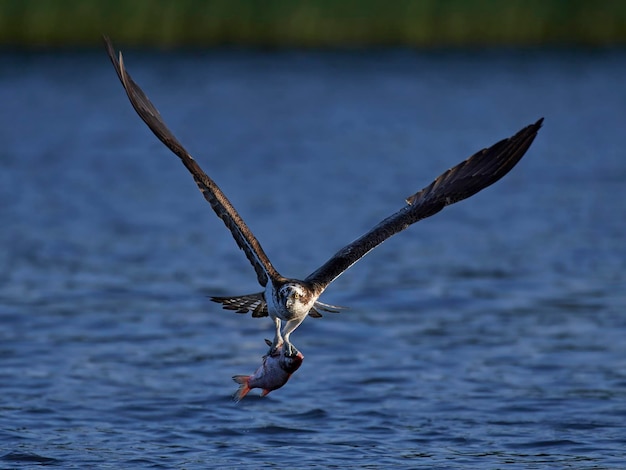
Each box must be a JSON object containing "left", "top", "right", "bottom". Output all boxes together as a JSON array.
[
  {"left": 104, "top": 35, "right": 542, "bottom": 334},
  {"left": 304, "top": 118, "right": 543, "bottom": 290},
  {"left": 103, "top": 36, "right": 280, "bottom": 288}
]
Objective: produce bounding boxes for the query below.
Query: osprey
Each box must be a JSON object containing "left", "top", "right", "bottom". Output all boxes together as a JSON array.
[{"left": 104, "top": 37, "right": 542, "bottom": 357}]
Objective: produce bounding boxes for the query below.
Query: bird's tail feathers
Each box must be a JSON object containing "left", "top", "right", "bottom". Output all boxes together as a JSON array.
[{"left": 308, "top": 300, "right": 348, "bottom": 318}]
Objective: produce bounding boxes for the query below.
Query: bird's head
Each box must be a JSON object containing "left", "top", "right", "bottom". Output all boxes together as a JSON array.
[{"left": 279, "top": 283, "right": 312, "bottom": 313}]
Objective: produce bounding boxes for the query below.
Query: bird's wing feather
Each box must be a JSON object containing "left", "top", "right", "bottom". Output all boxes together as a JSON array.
[
  {"left": 104, "top": 36, "right": 279, "bottom": 287},
  {"left": 211, "top": 293, "right": 269, "bottom": 317},
  {"left": 305, "top": 118, "right": 543, "bottom": 291}
]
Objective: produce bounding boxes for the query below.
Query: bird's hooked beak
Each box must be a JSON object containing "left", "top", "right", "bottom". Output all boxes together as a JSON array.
[
  {"left": 285, "top": 291, "right": 297, "bottom": 309},
  {"left": 283, "top": 285, "right": 301, "bottom": 307}
]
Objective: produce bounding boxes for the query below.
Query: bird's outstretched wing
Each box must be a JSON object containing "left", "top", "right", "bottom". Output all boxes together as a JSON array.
[
  {"left": 103, "top": 36, "right": 280, "bottom": 287},
  {"left": 305, "top": 118, "right": 543, "bottom": 291}
]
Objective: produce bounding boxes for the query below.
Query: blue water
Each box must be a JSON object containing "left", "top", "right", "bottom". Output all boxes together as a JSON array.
[{"left": 1, "top": 48, "right": 626, "bottom": 468}]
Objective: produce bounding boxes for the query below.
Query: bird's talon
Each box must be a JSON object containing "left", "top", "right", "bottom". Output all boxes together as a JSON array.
[
  {"left": 265, "top": 339, "right": 283, "bottom": 356},
  {"left": 285, "top": 343, "right": 299, "bottom": 357}
]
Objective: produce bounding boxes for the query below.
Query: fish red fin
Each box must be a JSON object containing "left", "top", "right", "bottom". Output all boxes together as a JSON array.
[
  {"left": 260, "top": 389, "right": 271, "bottom": 397},
  {"left": 232, "top": 375, "right": 251, "bottom": 403}
]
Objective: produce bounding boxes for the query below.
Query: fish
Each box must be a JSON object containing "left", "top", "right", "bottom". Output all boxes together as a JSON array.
[{"left": 232, "top": 340, "right": 304, "bottom": 402}]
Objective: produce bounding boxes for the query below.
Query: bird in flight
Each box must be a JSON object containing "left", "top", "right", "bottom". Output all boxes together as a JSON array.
[{"left": 104, "top": 36, "right": 542, "bottom": 358}]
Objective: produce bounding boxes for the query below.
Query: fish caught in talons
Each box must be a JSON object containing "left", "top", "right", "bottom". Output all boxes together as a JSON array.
[{"left": 232, "top": 339, "right": 304, "bottom": 402}]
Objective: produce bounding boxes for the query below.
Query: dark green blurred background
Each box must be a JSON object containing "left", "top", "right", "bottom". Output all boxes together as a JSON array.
[{"left": 1, "top": 0, "right": 625, "bottom": 48}]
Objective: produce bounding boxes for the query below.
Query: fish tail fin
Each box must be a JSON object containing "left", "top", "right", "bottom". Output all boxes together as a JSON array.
[{"left": 232, "top": 375, "right": 251, "bottom": 402}]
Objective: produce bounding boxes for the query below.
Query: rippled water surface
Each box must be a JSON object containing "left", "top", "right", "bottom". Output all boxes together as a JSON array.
[{"left": 2, "top": 48, "right": 626, "bottom": 468}]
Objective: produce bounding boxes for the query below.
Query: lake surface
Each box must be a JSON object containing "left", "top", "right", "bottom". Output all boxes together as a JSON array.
[{"left": 1, "top": 47, "right": 625, "bottom": 468}]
